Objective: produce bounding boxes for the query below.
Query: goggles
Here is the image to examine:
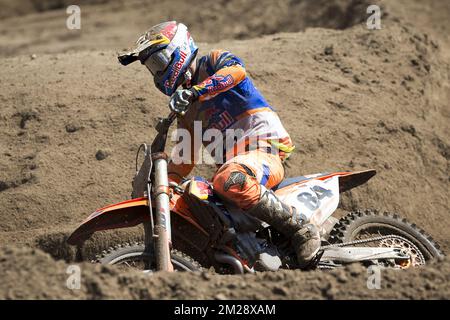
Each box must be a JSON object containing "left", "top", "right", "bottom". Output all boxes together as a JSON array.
[
  {"left": 143, "top": 23, "right": 188, "bottom": 75},
  {"left": 144, "top": 49, "right": 171, "bottom": 75}
]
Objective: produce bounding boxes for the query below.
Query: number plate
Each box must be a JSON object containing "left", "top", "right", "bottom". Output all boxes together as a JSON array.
[{"left": 278, "top": 176, "right": 340, "bottom": 226}]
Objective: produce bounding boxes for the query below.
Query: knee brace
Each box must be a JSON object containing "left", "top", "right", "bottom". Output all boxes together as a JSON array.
[{"left": 212, "top": 163, "right": 260, "bottom": 210}]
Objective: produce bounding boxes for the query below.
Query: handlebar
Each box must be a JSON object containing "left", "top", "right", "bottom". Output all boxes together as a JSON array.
[{"left": 167, "top": 111, "right": 177, "bottom": 124}]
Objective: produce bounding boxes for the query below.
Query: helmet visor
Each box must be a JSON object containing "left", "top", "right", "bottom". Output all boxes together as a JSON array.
[{"left": 144, "top": 49, "right": 171, "bottom": 75}]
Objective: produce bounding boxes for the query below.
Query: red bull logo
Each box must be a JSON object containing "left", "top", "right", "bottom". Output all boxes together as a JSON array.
[
  {"left": 205, "top": 75, "right": 234, "bottom": 94},
  {"left": 165, "top": 50, "right": 188, "bottom": 89},
  {"left": 210, "top": 111, "right": 234, "bottom": 131}
]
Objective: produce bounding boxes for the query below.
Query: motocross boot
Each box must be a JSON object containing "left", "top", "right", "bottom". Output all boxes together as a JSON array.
[{"left": 246, "top": 186, "right": 321, "bottom": 268}]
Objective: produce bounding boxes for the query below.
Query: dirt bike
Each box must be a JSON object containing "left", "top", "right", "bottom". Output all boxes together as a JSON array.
[{"left": 67, "top": 111, "right": 443, "bottom": 273}]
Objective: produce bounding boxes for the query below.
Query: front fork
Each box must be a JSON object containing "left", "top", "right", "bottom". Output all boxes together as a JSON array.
[{"left": 147, "top": 152, "right": 173, "bottom": 272}]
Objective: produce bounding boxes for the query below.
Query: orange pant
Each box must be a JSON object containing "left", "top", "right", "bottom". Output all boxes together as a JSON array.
[{"left": 213, "top": 150, "right": 285, "bottom": 210}]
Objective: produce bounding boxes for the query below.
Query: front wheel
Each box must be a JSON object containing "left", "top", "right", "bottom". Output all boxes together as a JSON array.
[
  {"left": 328, "top": 209, "right": 444, "bottom": 267},
  {"left": 94, "top": 242, "right": 202, "bottom": 272}
]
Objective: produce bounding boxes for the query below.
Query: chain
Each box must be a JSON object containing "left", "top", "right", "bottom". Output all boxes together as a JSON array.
[{"left": 323, "top": 234, "right": 407, "bottom": 248}]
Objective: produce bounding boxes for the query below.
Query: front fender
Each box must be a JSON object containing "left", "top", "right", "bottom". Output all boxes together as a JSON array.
[{"left": 67, "top": 193, "right": 207, "bottom": 246}]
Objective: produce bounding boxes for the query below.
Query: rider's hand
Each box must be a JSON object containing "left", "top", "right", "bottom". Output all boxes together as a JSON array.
[{"left": 169, "top": 89, "right": 197, "bottom": 115}]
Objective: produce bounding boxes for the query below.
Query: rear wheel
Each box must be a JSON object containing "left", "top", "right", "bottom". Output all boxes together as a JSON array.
[
  {"left": 329, "top": 209, "right": 443, "bottom": 268},
  {"left": 94, "top": 242, "right": 202, "bottom": 272}
]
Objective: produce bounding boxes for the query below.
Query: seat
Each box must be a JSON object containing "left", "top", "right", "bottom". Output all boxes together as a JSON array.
[{"left": 271, "top": 175, "right": 309, "bottom": 191}]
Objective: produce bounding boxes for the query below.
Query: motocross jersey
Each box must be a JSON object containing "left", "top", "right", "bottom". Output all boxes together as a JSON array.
[{"left": 169, "top": 49, "right": 295, "bottom": 180}]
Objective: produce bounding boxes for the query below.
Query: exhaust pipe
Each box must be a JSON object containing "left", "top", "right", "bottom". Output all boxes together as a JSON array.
[{"left": 214, "top": 252, "right": 244, "bottom": 274}]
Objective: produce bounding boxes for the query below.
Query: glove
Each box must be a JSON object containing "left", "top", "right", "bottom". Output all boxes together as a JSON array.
[{"left": 169, "top": 89, "right": 197, "bottom": 115}]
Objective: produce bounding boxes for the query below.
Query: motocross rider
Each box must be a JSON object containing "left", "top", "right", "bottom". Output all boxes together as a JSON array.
[{"left": 118, "top": 21, "right": 321, "bottom": 268}]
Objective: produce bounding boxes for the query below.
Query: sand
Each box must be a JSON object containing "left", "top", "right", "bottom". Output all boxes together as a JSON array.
[{"left": 0, "top": 0, "right": 448, "bottom": 299}]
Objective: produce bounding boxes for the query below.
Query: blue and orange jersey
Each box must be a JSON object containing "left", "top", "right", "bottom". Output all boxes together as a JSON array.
[{"left": 168, "top": 49, "right": 295, "bottom": 181}]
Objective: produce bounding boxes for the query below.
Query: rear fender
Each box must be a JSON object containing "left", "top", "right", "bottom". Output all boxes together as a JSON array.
[
  {"left": 67, "top": 193, "right": 207, "bottom": 246},
  {"left": 274, "top": 169, "right": 376, "bottom": 196},
  {"left": 338, "top": 169, "right": 376, "bottom": 193}
]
